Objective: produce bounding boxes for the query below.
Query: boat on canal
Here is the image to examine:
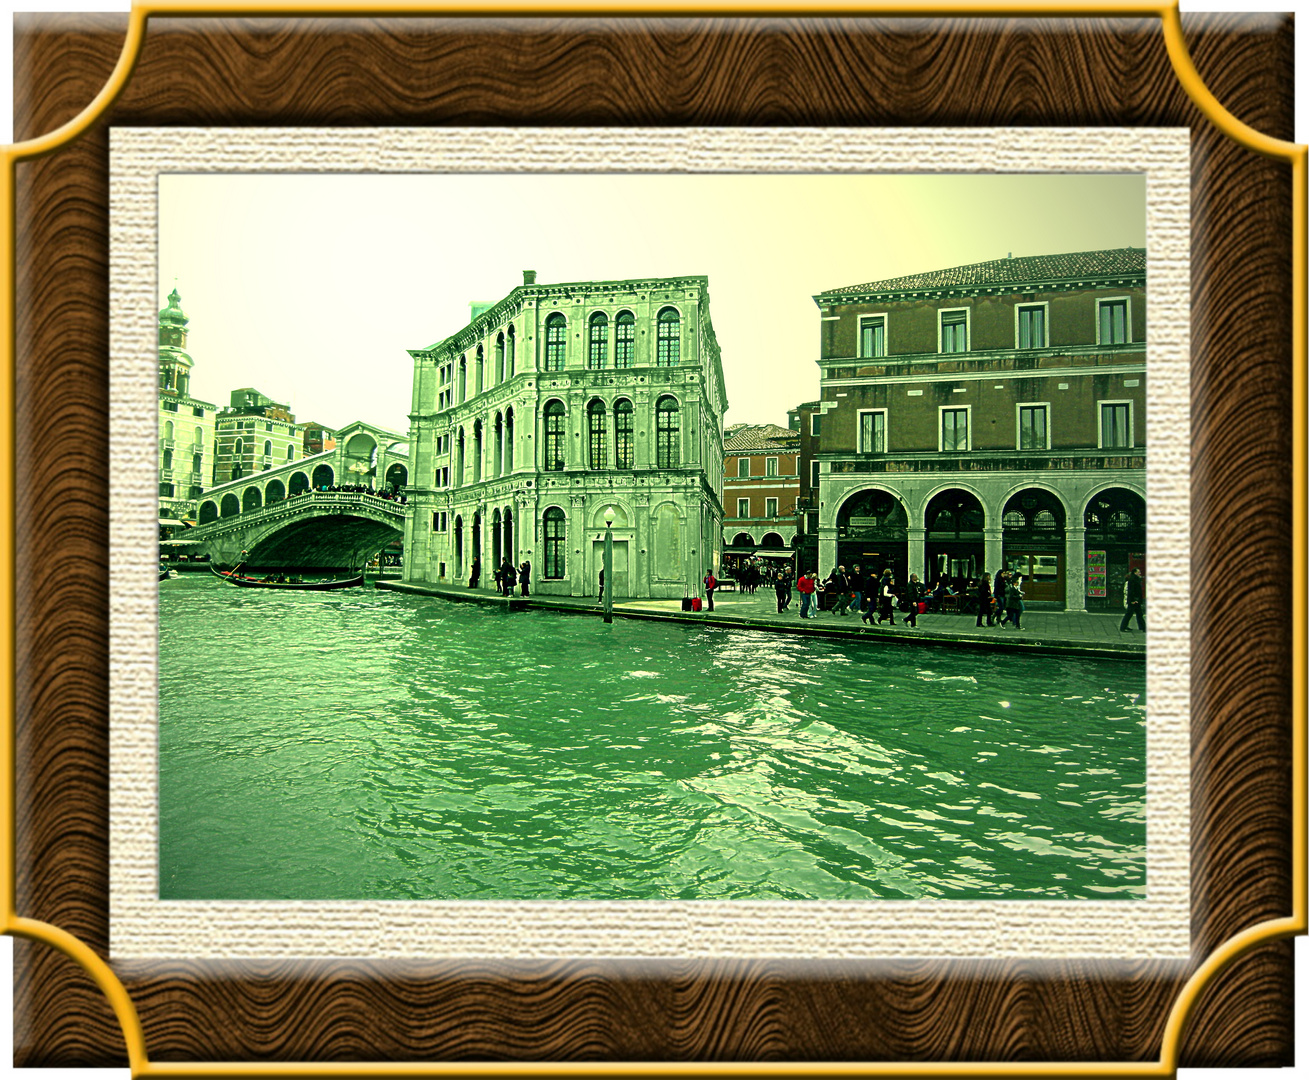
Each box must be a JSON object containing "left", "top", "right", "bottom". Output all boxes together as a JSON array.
[{"left": 210, "top": 566, "right": 364, "bottom": 591}]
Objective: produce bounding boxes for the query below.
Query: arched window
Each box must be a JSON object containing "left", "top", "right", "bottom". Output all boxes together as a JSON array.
[
  {"left": 494, "top": 412, "right": 504, "bottom": 476},
  {"left": 192, "top": 426, "right": 202, "bottom": 450},
  {"left": 456, "top": 427, "right": 465, "bottom": 485},
  {"left": 263, "top": 440, "right": 272, "bottom": 457},
  {"left": 505, "top": 408, "right": 515, "bottom": 471},
  {"left": 614, "top": 398, "right": 634, "bottom": 469},
  {"left": 164, "top": 420, "right": 174, "bottom": 441},
  {"left": 234, "top": 438, "right": 244, "bottom": 457},
  {"left": 614, "top": 311, "right": 635, "bottom": 368},
  {"left": 162, "top": 448, "right": 172, "bottom": 469},
  {"left": 543, "top": 507, "right": 566, "bottom": 578},
  {"left": 588, "top": 399, "right": 607, "bottom": 469},
  {"left": 543, "top": 400, "right": 566, "bottom": 471},
  {"left": 472, "top": 419, "right": 483, "bottom": 483},
  {"left": 545, "top": 313, "right": 567, "bottom": 371},
  {"left": 475, "top": 344, "right": 484, "bottom": 394},
  {"left": 656, "top": 307, "right": 681, "bottom": 366},
  {"left": 656, "top": 396, "right": 680, "bottom": 468},
  {"left": 496, "top": 332, "right": 506, "bottom": 383},
  {"left": 459, "top": 356, "right": 467, "bottom": 402},
  {"left": 588, "top": 312, "right": 608, "bottom": 369},
  {"left": 286, "top": 445, "right": 294, "bottom": 459},
  {"left": 507, "top": 325, "right": 516, "bottom": 376}
]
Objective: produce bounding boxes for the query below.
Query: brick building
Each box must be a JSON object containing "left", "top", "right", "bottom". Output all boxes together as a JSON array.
[
  {"left": 809, "top": 248, "right": 1146, "bottom": 610},
  {"left": 721, "top": 422, "right": 800, "bottom": 570},
  {"left": 213, "top": 388, "right": 300, "bottom": 485}
]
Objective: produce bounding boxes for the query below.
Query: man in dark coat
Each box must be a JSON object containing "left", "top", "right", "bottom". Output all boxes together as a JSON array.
[
  {"left": 1120, "top": 567, "right": 1146, "bottom": 632},
  {"left": 975, "top": 572, "right": 994, "bottom": 627}
]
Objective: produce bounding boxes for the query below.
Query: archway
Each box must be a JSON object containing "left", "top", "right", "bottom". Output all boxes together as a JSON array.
[
  {"left": 835, "top": 488, "right": 908, "bottom": 579},
  {"left": 198, "top": 501, "right": 218, "bottom": 524},
  {"left": 288, "top": 471, "right": 310, "bottom": 497},
  {"left": 384, "top": 463, "right": 408, "bottom": 492},
  {"left": 731, "top": 532, "right": 755, "bottom": 547},
  {"left": 343, "top": 432, "right": 378, "bottom": 489},
  {"left": 454, "top": 515, "right": 464, "bottom": 579},
  {"left": 472, "top": 511, "right": 483, "bottom": 573},
  {"left": 311, "top": 464, "right": 334, "bottom": 490},
  {"left": 491, "top": 508, "right": 503, "bottom": 570},
  {"left": 924, "top": 488, "right": 986, "bottom": 585},
  {"left": 503, "top": 508, "right": 514, "bottom": 565},
  {"left": 760, "top": 532, "right": 785, "bottom": 548},
  {"left": 242, "top": 487, "right": 262, "bottom": 512},
  {"left": 1002, "top": 488, "right": 1067, "bottom": 604},
  {"left": 1083, "top": 487, "right": 1146, "bottom": 611},
  {"left": 220, "top": 493, "right": 240, "bottom": 518},
  {"left": 265, "top": 478, "right": 286, "bottom": 505}
]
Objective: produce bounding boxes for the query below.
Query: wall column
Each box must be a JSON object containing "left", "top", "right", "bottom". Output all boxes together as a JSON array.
[
  {"left": 907, "top": 527, "right": 926, "bottom": 583},
  {"left": 1064, "top": 526, "right": 1087, "bottom": 612},
  {"left": 984, "top": 527, "right": 1004, "bottom": 577},
  {"left": 818, "top": 527, "right": 838, "bottom": 576}
]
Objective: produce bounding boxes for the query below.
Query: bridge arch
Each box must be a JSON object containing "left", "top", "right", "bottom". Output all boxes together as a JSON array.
[
  {"left": 199, "top": 500, "right": 218, "bottom": 524},
  {"left": 384, "top": 463, "right": 407, "bottom": 491},
  {"left": 312, "top": 463, "right": 334, "bottom": 490},
  {"left": 265, "top": 478, "right": 286, "bottom": 504},
  {"left": 243, "top": 487, "right": 262, "bottom": 512},
  {"left": 288, "top": 471, "right": 309, "bottom": 497},
  {"left": 220, "top": 493, "right": 240, "bottom": 517}
]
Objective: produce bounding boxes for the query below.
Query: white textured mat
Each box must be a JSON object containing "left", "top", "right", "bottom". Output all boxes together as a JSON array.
[{"left": 109, "top": 127, "right": 1190, "bottom": 959}]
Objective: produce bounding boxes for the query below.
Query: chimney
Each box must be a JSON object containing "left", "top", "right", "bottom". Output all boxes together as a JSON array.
[
  {"left": 523, "top": 270, "right": 537, "bottom": 285},
  {"left": 1007, "top": 252, "right": 1012, "bottom": 259}
]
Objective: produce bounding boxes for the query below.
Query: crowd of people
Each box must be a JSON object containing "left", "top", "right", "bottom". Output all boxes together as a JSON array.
[
  {"left": 466, "top": 556, "right": 533, "bottom": 597},
  {"left": 306, "top": 483, "right": 408, "bottom": 504}
]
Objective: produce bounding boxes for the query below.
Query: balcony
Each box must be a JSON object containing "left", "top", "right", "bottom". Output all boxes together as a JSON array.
[
  {"left": 826, "top": 449, "right": 1146, "bottom": 474},
  {"left": 160, "top": 438, "right": 176, "bottom": 449}
]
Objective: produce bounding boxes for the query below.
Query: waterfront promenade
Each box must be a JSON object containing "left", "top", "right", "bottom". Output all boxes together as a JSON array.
[{"left": 378, "top": 579, "right": 1145, "bottom": 660}]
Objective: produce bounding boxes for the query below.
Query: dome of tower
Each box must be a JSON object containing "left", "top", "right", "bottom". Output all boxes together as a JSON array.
[{"left": 159, "top": 288, "right": 189, "bottom": 328}]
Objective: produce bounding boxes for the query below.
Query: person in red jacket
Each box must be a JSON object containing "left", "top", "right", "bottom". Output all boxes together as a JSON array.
[
  {"left": 797, "top": 571, "right": 817, "bottom": 619},
  {"left": 703, "top": 568, "right": 717, "bottom": 612}
]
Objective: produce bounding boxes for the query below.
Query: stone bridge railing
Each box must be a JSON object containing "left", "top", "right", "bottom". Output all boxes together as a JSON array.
[{"left": 186, "top": 490, "right": 408, "bottom": 542}]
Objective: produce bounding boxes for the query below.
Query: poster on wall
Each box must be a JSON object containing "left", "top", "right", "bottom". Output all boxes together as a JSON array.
[{"left": 1087, "top": 549, "right": 1107, "bottom": 597}]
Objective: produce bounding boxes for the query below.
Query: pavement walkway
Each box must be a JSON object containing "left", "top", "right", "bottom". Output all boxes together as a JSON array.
[{"left": 378, "top": 578, "right": 1144, "bottom": 661}]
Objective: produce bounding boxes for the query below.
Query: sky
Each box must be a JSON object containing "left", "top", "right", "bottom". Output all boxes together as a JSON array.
[{"left": 158, "top": 172, "right": 1145, "bottom": 435}]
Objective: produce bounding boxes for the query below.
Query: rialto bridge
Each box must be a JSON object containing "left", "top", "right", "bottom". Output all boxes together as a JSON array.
[{"left": 179, "top": 422, "right": 410, "bottom": 571}]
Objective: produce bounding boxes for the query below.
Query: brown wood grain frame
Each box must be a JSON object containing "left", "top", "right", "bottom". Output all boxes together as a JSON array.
[{"left": 7, "top": 8, "right": 1299, "bottom": 1073}]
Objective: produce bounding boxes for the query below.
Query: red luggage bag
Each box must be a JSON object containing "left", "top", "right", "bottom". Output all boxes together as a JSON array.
[{"left": 691, "top": 597, "right": 702, "bottom": 612}]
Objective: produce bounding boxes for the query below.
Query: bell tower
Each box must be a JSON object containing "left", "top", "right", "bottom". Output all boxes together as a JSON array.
[{"left": 158, "top": 287, "right": 193, "bottom": 396}]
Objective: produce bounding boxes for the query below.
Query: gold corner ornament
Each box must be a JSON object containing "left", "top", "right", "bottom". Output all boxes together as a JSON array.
[{"left": 0, "top": 1, "right": 1304, "bottom": 1077}]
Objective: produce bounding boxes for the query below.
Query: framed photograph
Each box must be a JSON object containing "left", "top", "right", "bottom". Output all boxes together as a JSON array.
[{"left": 3, "top": 4, "right": 1301, "bottom": 1075}]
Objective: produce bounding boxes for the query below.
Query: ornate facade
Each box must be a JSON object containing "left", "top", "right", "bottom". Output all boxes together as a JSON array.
[
  {"left": 403, "top": 272, "right": 727, "bottom": 598},
  {"left": 810, "top": 248, "right": 1146, "bottom": 610}
]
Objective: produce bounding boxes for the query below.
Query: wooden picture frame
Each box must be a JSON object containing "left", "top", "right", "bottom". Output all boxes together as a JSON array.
[{"left": 3, "top": 4, "right": 1302, "bottom": 1074}]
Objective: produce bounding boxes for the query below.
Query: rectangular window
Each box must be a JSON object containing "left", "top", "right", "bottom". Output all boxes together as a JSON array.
[
  {"left": 738, "top": 458, "right": 750, "bottom": 477},
  {"left": 766, "top": 457, "right": 778, "bottom": 476},
  {"left": 1017, "top": 304, "right": 1046, "bottom": 349},
  {"left": 162, "top": 401, "right": 178, "bottom": 413},
  {"left": 1098, "top": 299, "right": 1129, "bottom": 344},
  {"left": 737, "top": 497, "right": 750, "bottom": 518},
  {"left": 192, "top": 406, "right": 205, "bottom": 417},
  {"left": 432, "top": 512, "right": 440, "bottom": 530},
  {"left": 940, "top": 309, "right": 968, "bottom": 353},
  {"left": 858, "top": 410, "right": 886, "bottom": 454},
  {"left": 614, "top": 316, "right": 635, "bottom": 368},
  {"left": 1018, "top": 404, "right": 1049, "bottom": 450},
  {"left": 765, "top": 497, "right": 778, "bottom": 518},
  {"left": 859, "top": 316, "right": 886, "bottom": 358},
  {"left": 544, "top": 512, "right": 566, "bottom": 578},
  {"left": 941, "top": 407, "right": 969, "bottom": 451},
  {"left": 810, "top": 461, "right": 820, "bottom": 489},
  {"left": 158, "top": 482, "right": 174, "bottom": 497},
  {"left": 810, "top": 413, "right": 822, "bottom": 437},
  {"left": 1100, "top": 402, "right": 1132, "bottom": 448}
]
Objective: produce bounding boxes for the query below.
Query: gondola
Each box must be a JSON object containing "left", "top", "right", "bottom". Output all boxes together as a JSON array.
[
  {"left": 159, "top": 567, "right": 174, "bottom": 581},
  {"left": 210, "top": 566, "right": 364, "bottom": 591}
]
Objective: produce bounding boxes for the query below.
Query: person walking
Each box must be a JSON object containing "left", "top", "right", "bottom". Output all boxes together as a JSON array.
[
  {"left": 1120, "top": 567, "right": 1146, "bottom": 632},
  {"left": 975, "top": 572, "right": 993, "bottom": 627},
  {"left": 703, "top": 568, "right": 718, "bottom": 612},
  {"left": 797, "top": 570, "right": 817, "bottom": 618},
  {"left": 1000, "top": 573, "right": 1025, "bottom": 630},
  {"left": 849, "top": 564, "right": 865, "bottom": 620},
  {"left": 502, "top": 560, "right": 517, "bottom": 597},
  {"left": 904, "top": 572, "right": 923, "bottom": 628},
  {"left": 596, "top": 567, "right": 605, "bottom": 606},
  {"left": 992, "top": 569, "right": 1007, "bottom": 628},
  {"left": 830, "top": 566, "right": 852, "bottom": 615},
  {"left": 518, "top": 560, "right": 531, "bottom": 597},
  {"left": 877, "top": 568, "right": 897, "bottom": 625},
  {"left": 468, "top": 557, "right": 481, "bottom": 589}
]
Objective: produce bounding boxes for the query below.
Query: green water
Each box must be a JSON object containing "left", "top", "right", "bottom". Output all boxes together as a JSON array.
[{"left": 159, "top": 576, "right": 1146, "bottom": 901}]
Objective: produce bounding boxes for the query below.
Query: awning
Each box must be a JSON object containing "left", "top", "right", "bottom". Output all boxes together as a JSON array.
[
  {"left": 756, "top": 550, "right": 796, "bottom": 559},
  {"left": 159, "top": 518, "right": 187, "bottom": 528}
]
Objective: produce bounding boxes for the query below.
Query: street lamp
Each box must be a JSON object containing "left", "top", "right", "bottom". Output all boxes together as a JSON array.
[{"left": 603, "top": 505, "right": 615, "bottom": 624}]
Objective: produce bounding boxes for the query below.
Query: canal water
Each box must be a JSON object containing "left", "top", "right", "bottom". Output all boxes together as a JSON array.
[{"left": 159, "top": 576, "right": 1146, "bottom": 902}]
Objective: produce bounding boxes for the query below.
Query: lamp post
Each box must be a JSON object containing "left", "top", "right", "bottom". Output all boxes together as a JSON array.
[{"left": 603, "top": 505, "right": 615, "bottom": 624}]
